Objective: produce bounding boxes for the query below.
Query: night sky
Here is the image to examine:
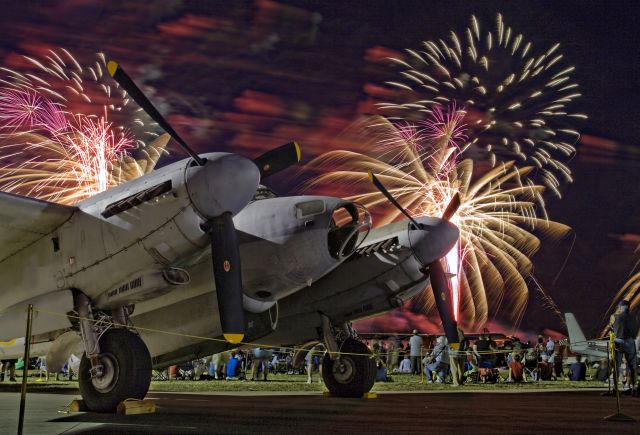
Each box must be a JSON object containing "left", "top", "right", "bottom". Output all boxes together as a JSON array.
[{"left": 1, "top": 0, "right": 639, "bottom": 338}]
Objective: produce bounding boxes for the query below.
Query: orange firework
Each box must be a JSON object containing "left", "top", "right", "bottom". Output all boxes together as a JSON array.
[{"left": 302, "top": 116, "right": 570, "bottom": 329}]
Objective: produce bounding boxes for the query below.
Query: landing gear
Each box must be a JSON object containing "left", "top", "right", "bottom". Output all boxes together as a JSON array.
[
  {"left": 319, "top": 316, "right": 376, "bottom": 398},
  {"left": 322, "top": 339, "right": 376, "bottom": 397},
  {"left": 79, "top": 328, "right": 151, "bottom": 412},
  {"left": 74, "top": 292, "right": 151, "bottom": 412}
]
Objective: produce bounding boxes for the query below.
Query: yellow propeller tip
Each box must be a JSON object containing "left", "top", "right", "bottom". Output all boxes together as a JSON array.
[
  {"left": 367, "top": 170, "right": 374, "bottom": 183},
  {"left": 293, "top": 141, "right": 301, "bottom": 162},
  {"left": 223, "top": 333, "right": 244, "bottom": 344},
  {"left": 106, "top": 60, "right": 119, "bottom": 77}
]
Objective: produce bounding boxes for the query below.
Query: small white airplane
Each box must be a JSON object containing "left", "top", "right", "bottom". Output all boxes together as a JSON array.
[
  {"left": 564, "top": 313, "right": 608, "bottom": 362},
  {"left": 0, "top": 61, "right": 461, "bottom": 411}
]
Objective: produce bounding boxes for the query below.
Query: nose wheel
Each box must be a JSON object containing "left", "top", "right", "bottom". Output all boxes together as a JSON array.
[
  {"left": 79, "top": 328, "right": 151, "bottom": 412},
  {"left": 321, "top": 338, "right": 376, "bottom": 397}
]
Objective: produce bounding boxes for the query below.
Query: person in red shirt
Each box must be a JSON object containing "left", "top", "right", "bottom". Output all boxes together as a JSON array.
[
  {"left": 508, "top": 353, "right": 526, "bottom": 383},
  {"left": 537, "top": 355, "right": 554, "bottom": 381}
]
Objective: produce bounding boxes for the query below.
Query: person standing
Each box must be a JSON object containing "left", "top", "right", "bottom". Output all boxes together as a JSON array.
[
  {"left": 306, "top": 344, "right": 323, "bottom": 384},
  {"left": 546, "top": 337, "right": 555, "bottom": 355},
  {"left": 388, "top": 336, "right": 401, "bottom": 371},
  {"left": 251, "top": 348, "right": 272, "bottom": 381},
  {"left": 611, "top": 300, "right": 639, "bottom": 396},
  {"left": 0, "top": 359, "right": 16, "bottom": 382},
  {"left": 409, "top": 329, "right": 423, "bottom": 375},
  {"left": 449, "top": 328, "right": 467, "bottom": 386}
]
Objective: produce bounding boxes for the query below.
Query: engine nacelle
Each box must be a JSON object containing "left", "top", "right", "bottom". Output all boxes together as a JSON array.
[{"left": 233, "top": 195, "right": 370, "bottom": 308}]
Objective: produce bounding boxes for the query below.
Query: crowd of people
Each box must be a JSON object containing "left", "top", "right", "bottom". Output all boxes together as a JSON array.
[
  {"left": 146, "top": 329, "right": 603, "bottom": 387},
  {"left": 160, "top": 346, "right": 324, "bottom": 383},
  {"left": 2, "top": 300, "right": 636, "bottom": 393},
  {"left": 368, "top": 327, "right": 638, "bottom": 388}
]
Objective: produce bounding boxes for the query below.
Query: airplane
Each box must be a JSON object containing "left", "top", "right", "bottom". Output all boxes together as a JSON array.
[
  {"left": 564, "top": 313, "right": 608, "bottom": 362},
  {"left": 0, "top": 61, "right": 460, "bottom": 412}
]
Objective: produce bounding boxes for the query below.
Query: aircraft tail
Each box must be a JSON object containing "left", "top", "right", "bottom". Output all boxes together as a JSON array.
[{"left": 565, "top": 313, "right": 588, "bottom": 351}]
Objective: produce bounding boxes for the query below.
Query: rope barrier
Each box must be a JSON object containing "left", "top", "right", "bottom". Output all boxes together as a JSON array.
[{"left": 2, "top": 304, "right": 600, "bottom": 359}]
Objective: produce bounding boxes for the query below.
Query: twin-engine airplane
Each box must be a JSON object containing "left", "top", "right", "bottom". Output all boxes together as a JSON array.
[{"left": 0, "top": 61, "right": 460, "bottom": 411}]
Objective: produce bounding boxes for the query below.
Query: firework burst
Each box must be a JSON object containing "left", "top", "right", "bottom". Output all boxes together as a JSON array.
[
  {"left": 302, "top": 116, "right": 570, "bottom": 329},
  {"left": 377, "top": 13, "right": 586, "bottom": 197},
  {"left": 0, "top": 48, "right": 166, "bottom": 204},
  {"left": 605, "top": 269, "right": 640, "bottom": 320}
]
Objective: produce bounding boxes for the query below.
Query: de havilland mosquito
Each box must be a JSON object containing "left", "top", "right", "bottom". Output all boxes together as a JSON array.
[{"left": 0, "top": 61, "right": 461, "bottom": 411}]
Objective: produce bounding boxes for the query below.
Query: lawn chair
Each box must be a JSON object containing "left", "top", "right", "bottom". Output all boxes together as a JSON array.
[
  {"left": 152, "top": 369, "right": 168, "bottom": 381},
  {"left": 479, "top": 367, "right": 501, "bottom": 383}
]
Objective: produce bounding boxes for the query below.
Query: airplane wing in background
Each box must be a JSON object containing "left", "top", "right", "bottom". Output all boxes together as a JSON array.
[{"left": 0, "top": 191, "right": 76, "bottom": 262}]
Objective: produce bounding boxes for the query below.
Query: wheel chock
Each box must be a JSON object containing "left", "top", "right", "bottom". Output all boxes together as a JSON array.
[
  {"left": 68, "top": 399, "right": 88, "bottom": 412},
  {"left": 117, "top": 399, "right": 156, "bottom": 415},
  {"left": 321, "top": 391, "right": 377, "bottom": 399}
]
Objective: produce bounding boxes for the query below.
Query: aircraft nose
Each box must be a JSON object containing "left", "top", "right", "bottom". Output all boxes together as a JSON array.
[
  {"left": 186, "top": 153, "right": 261, "bottom": 218},
  {"left": 403, "top": 216, "right": 460, "bottom": 266}
]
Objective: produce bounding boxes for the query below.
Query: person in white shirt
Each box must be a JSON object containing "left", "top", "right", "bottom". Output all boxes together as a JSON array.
[
  {"left": 409, "top": 329, "right": 424, "bottom": 375},
  {"left": 399, "top": 355, "right": 412, "bottom": 373},
  {"left": 546, "top": 337, "right": 555, "bottom": 355}
]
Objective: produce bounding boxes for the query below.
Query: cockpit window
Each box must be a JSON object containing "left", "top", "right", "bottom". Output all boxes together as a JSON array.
[
  {"left": 328, "top": 202, "right": 371, "bottom": 259},
  {"left": 295, "top": 200, "right": 325, "bottom": 218},
  {"left": 252, "top": 185, "right": 278, "bottom": 201}
]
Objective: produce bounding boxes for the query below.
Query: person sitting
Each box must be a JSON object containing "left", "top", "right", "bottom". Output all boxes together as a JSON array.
[
  {"left": 537, "top": 354, "right": 554, "bottom": 381},
  {"left": 226, "top": 352, "right": 241, "bottom": 380},
  {"left": 551, "top": 350, "right": 565, "bottom": 380},
  {"left": 570, "top": 355, "right": 587, "bottom": 381},
  {"left": 425, "top": 336, "right": 450, "bottom": 383},
  {"left": 595, "top": 357, "right": 610, "bottom": 383},
  {"left": 375, "top": 360, "right": 391, "bottom": 382},
  {"left": 507, "top": 353, "right": 526, "bottom": 383},
  {"left": 524, "top": 348, "right": 538, "bottom": 374},
  {"left": 398, "top": 355, "right": 412, "bottom": 373},
  {"left": 463, "top": 352, "right": 479, "bottom": 382}
]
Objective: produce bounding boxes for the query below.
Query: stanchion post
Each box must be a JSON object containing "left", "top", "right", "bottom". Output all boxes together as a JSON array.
[
  {"left": 603, "top": 331, "right": 635, "bottom": 422},
  {"left": 17, "top": 304, "right": 34, "bottom": 435},
  {"left": 420, "top": 347, "right": 424, "bottom": 384}
]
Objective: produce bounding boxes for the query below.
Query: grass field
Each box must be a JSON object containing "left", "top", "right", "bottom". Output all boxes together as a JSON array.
[{"left": 0, "top": 371, "right": 609, "bottom": 393}]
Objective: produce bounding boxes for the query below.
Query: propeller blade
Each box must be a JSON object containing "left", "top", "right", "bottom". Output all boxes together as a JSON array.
[
  {"left": 106, "top": 60, "right": 205, "bottom": 166},
  {"left": 209, "top": 212, "right": 244, "bottom": 344},
  {"left": 429, "top": 260, "right": 459, "bottom": 345},
  {"left": 253, "top": 141, "right": 301, "bottom": 179},
  {"left": 368, "top": 171, "right": 422, "bottom": 229},
  {"left": 441, "top": 193, "right": 461, "bottom": 222}
]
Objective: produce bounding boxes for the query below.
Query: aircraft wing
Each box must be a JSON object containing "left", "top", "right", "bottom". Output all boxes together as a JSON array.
[{"left": 0, "top": 191, "right": 76, "bottom": 262}]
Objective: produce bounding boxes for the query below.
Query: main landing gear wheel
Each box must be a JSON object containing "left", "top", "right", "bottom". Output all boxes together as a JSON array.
[
  {"left": 79, "top": 328, "right": 151, "bottom": 412},
  {"left": 321, "top": 338, "right": 376, "bottom": 398}
]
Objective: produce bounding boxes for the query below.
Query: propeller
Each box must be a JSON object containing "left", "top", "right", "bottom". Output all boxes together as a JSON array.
[
  {"left": 368, "top": 171, "right": 461, "bottom": 345},
  {"left": 209, "top": 213, "right": 244, "bottom": 343},
  {"left": 107, "top": 61, "right": 206, "bottom": 166},
  {"left": 255, "top": 141, "right": 301, "bottom": 179},
  {"left": 107, "top": 61, "right": 302, "bottom": 343},
  {"left": 368, "top": 171, "right": 422, "bottom": 229}
]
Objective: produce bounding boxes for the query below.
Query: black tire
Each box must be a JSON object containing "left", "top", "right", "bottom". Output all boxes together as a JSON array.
[
  {"left": 322, "top": 338, "right": 376, "bottom": 398},
  {"left": 79, "top": 328, "right": 151, "bottom": 412}
]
